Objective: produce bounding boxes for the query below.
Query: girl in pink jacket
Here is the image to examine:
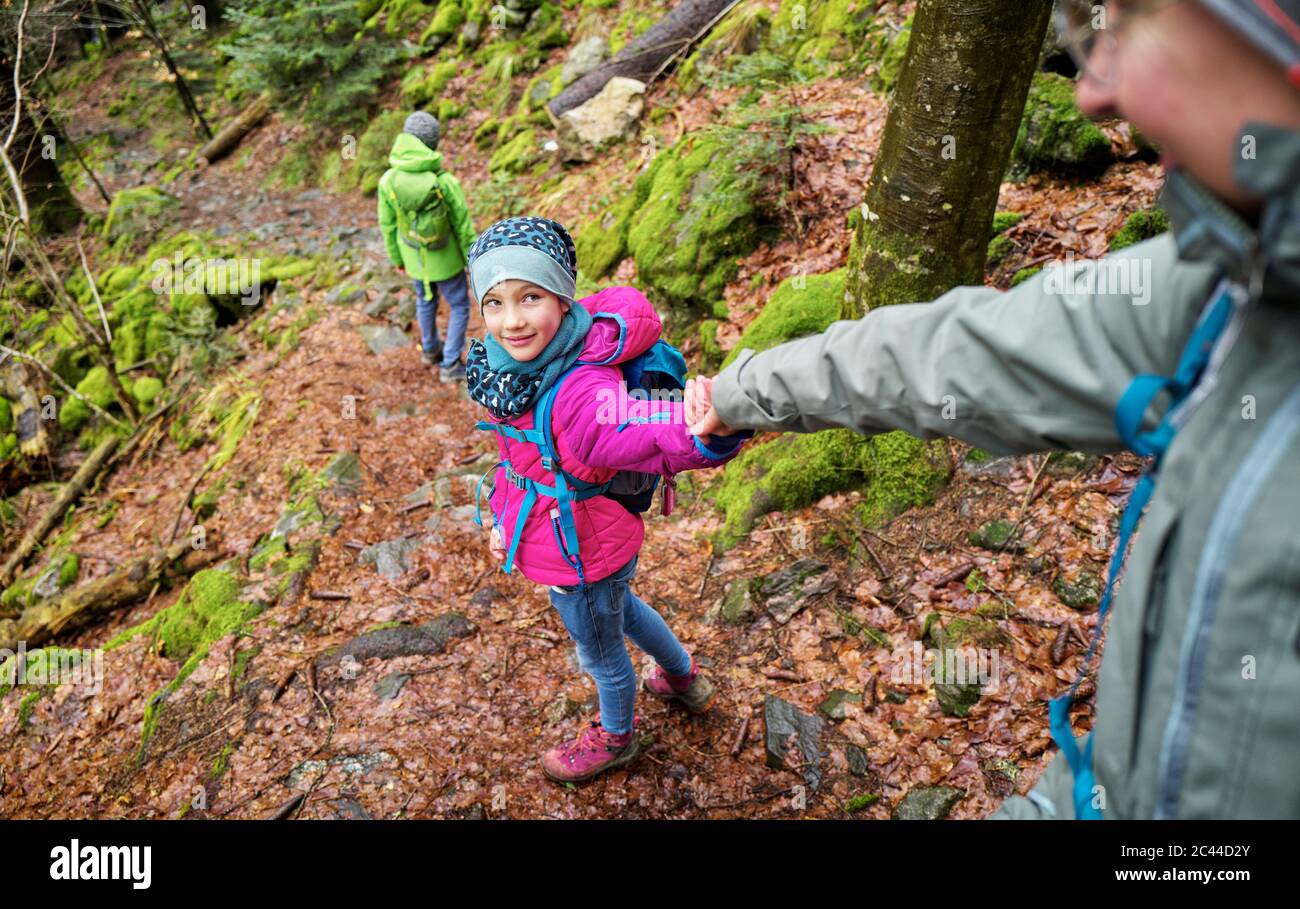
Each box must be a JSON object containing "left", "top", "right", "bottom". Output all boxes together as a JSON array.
[{"left": 464, "top": 216, "right": 752, "bottom": 783}]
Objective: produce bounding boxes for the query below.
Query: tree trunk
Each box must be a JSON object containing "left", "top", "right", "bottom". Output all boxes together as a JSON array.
[
  {"left": 0, "top": 71, "right": 82, "bottom": 234},
  {"left": 548, "top": 0, "right": 738, "bottom": 117},
  {"left": 197, "top": 94, "right": 272, "bottom": 163},
  {"left": 0, "top": 435, "right": 119, "bottom": 588},
  {"left": 0, "top": 540, "right": 227, "bottom": 651},
  {"left": 842, "top": 0, "right": 1053, "bottom": 317}
]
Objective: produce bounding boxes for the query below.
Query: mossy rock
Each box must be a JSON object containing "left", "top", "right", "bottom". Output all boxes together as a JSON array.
[
  {"left": 132, "top": 376, "right": 163, "bottom": 408},
  {"left": 968, "top": 519, "right": 1024, "bottom": 552},
  {"left": 101, "top": 186, "right": 181, "bottom": 242},
  {"left": 1012, "top": 72, "right": 1114, "bottom": 176},
  {"left": 419, "top": 0, "right": 465, "bottom": 48},
  {"left": 574, "top": 188, "right": 640, "bottom": 279},
  {"left": 891, "top": 786, "right": 965, "bottom": 820},
  {"left": 384, "top": 0, "right": 434, "bottom": 37},
  {"left": 1109, "top": 207, "right": 1169, "bottom": 251},
  {"left": 1053, "top": 569, "right": 1103, "bottom": 610},
  {"left": 488, "top": 127, "right": 539, "bottom": 175},
  {"left": 770, "top": 0, "right": 877, "bottom": 77},
  {"left": 624, "top": 129, "right": 780, "bottom": 315},
  {"left": 721, "top": 269, "right": 846, "bottom": 369},
  {"left": 712, "top": 428, "right": 949, "bottom": 549}
]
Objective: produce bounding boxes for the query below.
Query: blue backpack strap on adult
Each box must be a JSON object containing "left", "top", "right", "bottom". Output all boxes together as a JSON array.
[{"left": 1050, "top": 277, "right": 1244, "bottom": 819}]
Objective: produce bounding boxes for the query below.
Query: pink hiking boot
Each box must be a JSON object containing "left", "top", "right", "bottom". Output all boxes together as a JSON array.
[
  {"left": 643, "top": 656, "right": 716, "bottom": 714},
  {"left": 542, "top": 715, "right": 641, "bottom": 783}
]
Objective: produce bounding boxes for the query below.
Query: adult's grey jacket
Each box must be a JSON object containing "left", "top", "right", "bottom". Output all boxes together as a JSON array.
[{"left": 711, "top": 124, "right": 1300, "bottom": 819}]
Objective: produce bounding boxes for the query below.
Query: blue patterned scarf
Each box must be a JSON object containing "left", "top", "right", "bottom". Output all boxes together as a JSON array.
[{"left": 465, "top": 302, "right": 593, "bottom": 420}]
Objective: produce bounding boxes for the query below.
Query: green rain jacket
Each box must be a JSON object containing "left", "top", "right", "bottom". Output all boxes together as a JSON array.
[
  {"left": 377, "top": 132, "right": 478, "bottom": 288},
  {"left": 711, "top": 123, "right": 1300, "bottom": 819}
]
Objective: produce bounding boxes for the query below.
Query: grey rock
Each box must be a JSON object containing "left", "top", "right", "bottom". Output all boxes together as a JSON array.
[
  {"left": 891, "top": 786, "right": 965, "bottom": 820},
  {"left": 754, "top": 558, "right": 837, "bottom": 625},
  {"left": 358, "top": 324, "right": 410, "bottom": 355},
  {"left": 315, "top": 614, "right": 476, "bottom": 668},
  {"left": 321, "top": 452, "right": 363, "bottom": 495},
  {"left": 359, "top": 537, "right": 420, "bottom": 579},
  {"left": 373, "top": 671, "right": 412, "bottom": 701},
  {"left": 763, "top": 695, "right": 827, "bottom": 791},
  {"left": 560, "top": 36, "right": 609, "bottom": 87}
]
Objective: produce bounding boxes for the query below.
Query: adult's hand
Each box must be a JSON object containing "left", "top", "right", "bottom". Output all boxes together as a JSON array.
[{"left": 686, "top": 375, "right": 737, "bottom": 444}]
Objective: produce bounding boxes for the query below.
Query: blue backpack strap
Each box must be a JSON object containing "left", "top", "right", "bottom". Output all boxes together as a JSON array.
[{"left": 1051, "top": 279, "right": 1242, "bottom": 820}]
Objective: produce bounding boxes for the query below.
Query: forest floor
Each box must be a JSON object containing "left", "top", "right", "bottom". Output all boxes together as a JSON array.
[{"left": 0, "top": 27, "right": 1164, "bottom": 819}]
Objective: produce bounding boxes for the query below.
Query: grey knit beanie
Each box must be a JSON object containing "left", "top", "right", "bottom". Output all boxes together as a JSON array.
[{"left": 403, "top": 111, "right": 441, "bottom": 150}]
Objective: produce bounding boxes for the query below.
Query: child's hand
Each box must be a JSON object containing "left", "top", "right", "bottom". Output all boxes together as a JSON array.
[
  {"left": 686, "top": 375, "right": 737, "bottom": 444},
  {"left": 489, "top": 525, "right": 506, "bottom": 561}
]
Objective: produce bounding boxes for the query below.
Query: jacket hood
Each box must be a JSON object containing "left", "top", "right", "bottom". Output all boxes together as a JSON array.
[
  {"left": 574, "top": 285, "right": 662, "bottom": 366},
  {"left": 388, "top": 131, "right": 445, "bottom": 173},
  {"left": 384, "top": 133, "right": 446, "bottom": 210},
  {"left": 1161, "top": 121, "right": 1300, "bottom": 304}
]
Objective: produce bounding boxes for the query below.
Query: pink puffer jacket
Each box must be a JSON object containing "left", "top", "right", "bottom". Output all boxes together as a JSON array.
[{"left": 482, "top": 285, "right": 749, "bottom": 586}]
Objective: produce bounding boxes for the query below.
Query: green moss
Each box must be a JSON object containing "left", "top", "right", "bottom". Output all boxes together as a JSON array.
[
  {"left": 106, "top": 568, "right": 264, "bottom": 761},
  {"left": 132, "top": 376, "right": 163, "bottom": 408},
  {"left": 101, "top": 186, "right": 181, "bottom": 242},
  {"left": 771, "top": 0, "right": 877, "bottom": 77},
  {"left": 872, "top": 16, "right": 912, "bottom": 93},
  {"left": 488, "top": 127, "right": 539, "bottom": 176},
  {"left": 384, "top": 0, "right": 434, "bottom": 36},
  {"left": 1011, "top": 266, "right": 1042, "bottom": 286},
  {"left": 986, "top": 234, "right": 1014, "bottom": 269},
  {"left": 1110, "top": 207, "right": 1170, "bottom": 251},
  {"left": 230, "top": 644, "right": 261, "bottom": 683},
  {"left": 845, "top": 792, "right": 880, "bottom": 813},
  {"left": 420, "top": 0, "right": 465, "bottom": 47},
  {"left": 626, "top": 129, "right": 779, "bottom": 315},
  {"left": 855, "top": 432, "right": 951, "bottom": 528},
  {"left": 0, "top": 397, "right": 11, "bottom": 434},
  {"left": 697, "top": 318, "right": 722, "bottom": 371},
  {"left": 710, "top": 406, "right": 949, "bottom": 549},
  {"left": 1012, "top": 72, "right": 1114, "bottom": 176},
  {"left": 58, "top": 553, "right": 80, "bottom": 588},
  {"left": 574, "top": 188, "right": 640, "bottom": 278},
  {"left": 351, "top": 110, "right": 408, "bottom": 196},
  {"left": 720, "top": 269, "right": 845, "bottom": 369},
  {"left": 991, "top": 211, "right": 1023, "bottom": 237},
  {"left": 249, "top": 535, "right": 288, "bottom": 571}
]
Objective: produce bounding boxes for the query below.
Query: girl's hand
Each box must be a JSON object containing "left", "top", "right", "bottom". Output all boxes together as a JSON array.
[
  {"left": 489, "top": 525, "right": 506, "bottom": 561},
  {"left": 686, "top": 375, "right": 737, "bottom": 444}
]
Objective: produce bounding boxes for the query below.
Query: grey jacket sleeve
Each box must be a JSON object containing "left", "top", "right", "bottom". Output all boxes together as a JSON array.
[{"left": 712, "top": 236, "right": 1221, "bottom": 456}]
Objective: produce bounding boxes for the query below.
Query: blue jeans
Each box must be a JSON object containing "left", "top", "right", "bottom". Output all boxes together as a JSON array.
[
  {"left": 412, "top": 271, "right": 470, "bottom": 368},
  {"left": 547, "top": 553, "right": 692, "bottom": 736}
]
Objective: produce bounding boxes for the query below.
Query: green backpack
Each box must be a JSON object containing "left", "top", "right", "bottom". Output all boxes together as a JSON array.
[{"left": 381, "top": 172, "right": 453, "bottom": 295}]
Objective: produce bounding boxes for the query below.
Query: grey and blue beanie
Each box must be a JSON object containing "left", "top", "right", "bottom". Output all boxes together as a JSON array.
[{"left": 466, "top": 216, "right": 578, "bottom": 312}]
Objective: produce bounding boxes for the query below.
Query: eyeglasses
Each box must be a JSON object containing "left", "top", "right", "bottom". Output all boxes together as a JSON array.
[{"left": 1054, "top": 0, "right": 1182, "bottom": 88}]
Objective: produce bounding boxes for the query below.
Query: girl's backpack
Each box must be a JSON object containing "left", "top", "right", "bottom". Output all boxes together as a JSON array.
[
  {"left": 379, "top": 173, "right": 452, "bottom": 294},
  {"left": 473, "top": 338, "right": 689, "bottom": 583}
]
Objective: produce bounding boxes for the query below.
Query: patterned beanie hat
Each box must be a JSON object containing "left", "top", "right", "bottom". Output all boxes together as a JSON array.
[{"left": 466, "top": 216, "right": 578, "bottom": 310}]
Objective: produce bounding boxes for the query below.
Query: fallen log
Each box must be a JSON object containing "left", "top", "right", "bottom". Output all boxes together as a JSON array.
[
  {"left": 197, "top": 94, "right": 273, "bottom": 164},
  {"left": 0, "top": 435, "right": 119, "bottom": 588},
  {"left": 0, "top": 539, "right": 226, "bottom": 651},
  {"left": 548, "top": 0, "right": 738, "bottom": 118}
]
